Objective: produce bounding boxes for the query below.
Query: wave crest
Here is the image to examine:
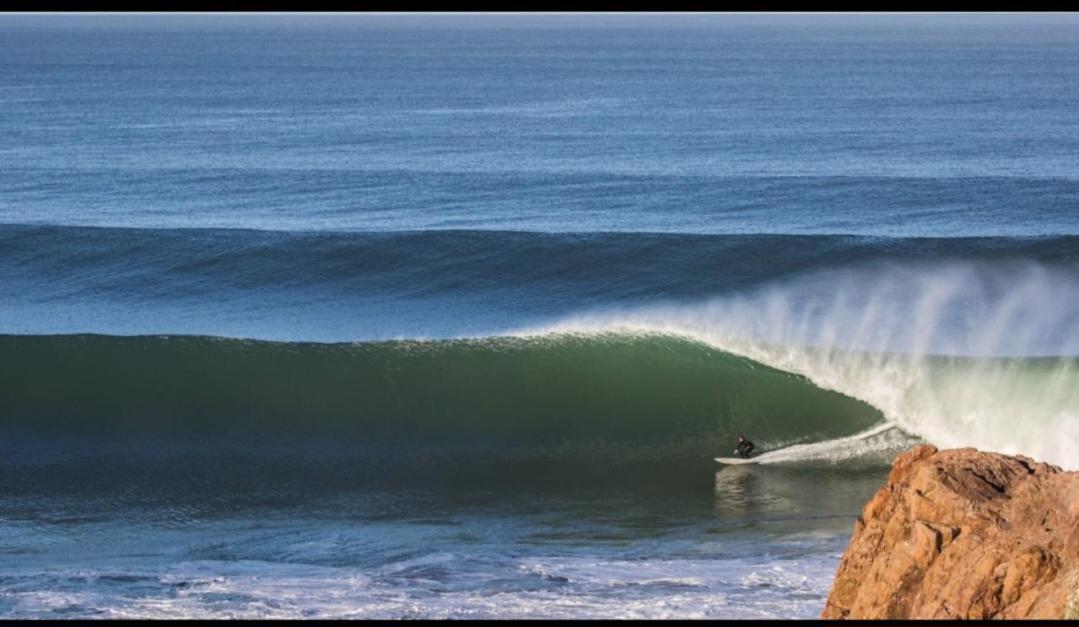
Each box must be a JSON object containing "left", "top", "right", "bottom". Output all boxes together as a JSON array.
[{"left": 518, "top": 261, "right": 1079, "bottom": 468}]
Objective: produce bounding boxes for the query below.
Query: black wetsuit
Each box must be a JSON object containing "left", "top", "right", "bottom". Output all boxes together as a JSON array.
[{"left": 735, "top": 439, "right": 755, "bottom": 459}]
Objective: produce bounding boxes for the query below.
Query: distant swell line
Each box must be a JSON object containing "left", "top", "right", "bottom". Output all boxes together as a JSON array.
[{"left": 2, "top": 224, "right": 1076, "bottom": 342}]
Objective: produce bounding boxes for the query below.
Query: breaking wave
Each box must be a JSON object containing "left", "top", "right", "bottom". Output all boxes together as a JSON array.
[{"left": 519, "top": 261, "right": 1079, "bottom": 469}]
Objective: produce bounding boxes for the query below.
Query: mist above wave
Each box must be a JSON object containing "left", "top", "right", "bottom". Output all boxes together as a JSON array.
[{"left": 521, "top": 260, "right": 1079, "bottom": 468}]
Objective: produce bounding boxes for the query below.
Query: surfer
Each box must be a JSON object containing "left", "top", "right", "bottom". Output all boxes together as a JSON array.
[{"left": 733, "top": 435, "right": 756, "bottom": 459}]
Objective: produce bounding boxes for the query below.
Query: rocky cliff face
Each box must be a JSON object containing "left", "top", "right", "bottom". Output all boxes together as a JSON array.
[{"left": 822, "top": 444, "right": 1079, "bottom": 619}]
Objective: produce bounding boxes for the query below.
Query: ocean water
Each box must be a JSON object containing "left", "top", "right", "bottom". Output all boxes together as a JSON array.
[{"left": 1, "top": 13, "right": 1077, "bottom": 619}]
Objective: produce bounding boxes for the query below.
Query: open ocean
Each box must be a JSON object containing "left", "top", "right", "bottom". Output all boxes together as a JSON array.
[{"left": 1, "top": 13, "right": 1077, "bottom": 618}]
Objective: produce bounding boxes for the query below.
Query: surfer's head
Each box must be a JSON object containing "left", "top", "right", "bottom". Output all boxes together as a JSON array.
[{"left": 737, "top": 435, "right": 746, "bottom": 442}]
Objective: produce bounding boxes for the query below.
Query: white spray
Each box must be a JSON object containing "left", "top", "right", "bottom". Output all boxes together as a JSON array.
[{"left": 514, "top": 260, "right": 1079, "bottom": 469}]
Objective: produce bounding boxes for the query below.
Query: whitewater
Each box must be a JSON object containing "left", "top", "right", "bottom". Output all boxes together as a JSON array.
[{"left": 518, "top": 261, "right": 1079, "bottom": 469}]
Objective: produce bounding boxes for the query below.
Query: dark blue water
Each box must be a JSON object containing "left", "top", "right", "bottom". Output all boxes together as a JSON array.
[
  {"left": 1, "top": 14, "right": 1077, "bottom": 618},
  {"left": 3, "top": 14, "right": 1078, "bottom": 237}
]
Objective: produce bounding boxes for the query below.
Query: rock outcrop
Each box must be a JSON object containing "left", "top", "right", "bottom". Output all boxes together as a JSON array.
[{"left": 822, "top": 444, "right": 1079, "bottom": 619}]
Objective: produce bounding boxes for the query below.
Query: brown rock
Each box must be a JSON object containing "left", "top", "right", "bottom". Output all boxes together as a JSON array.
[{"left": 822, "top": 444, "right": 1079, "bottom": 619}]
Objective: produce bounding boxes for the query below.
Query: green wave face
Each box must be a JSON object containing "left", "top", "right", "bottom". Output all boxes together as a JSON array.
[{"left": 0, "top": 333, "right": 883, "bottom": 456}]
